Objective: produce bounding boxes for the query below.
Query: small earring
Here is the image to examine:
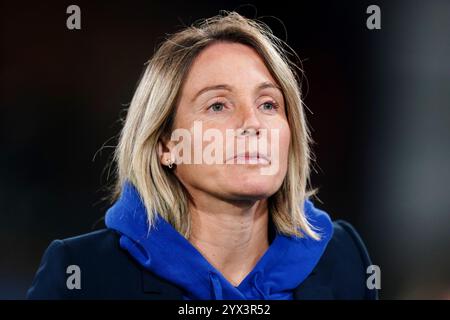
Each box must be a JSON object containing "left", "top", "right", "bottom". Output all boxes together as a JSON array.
[{"left": 167, "top": 159, "right": 173, "bottom": 169}]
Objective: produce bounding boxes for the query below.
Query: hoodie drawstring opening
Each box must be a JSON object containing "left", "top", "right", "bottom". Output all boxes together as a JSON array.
[{"left": 209, "top": 272, "right": 223, "bottom": 300}]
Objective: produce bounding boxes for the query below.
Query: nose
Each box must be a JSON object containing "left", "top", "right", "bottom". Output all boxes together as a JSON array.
[{"left": 236, "top": 101, "right": 263, "bottom": 137}]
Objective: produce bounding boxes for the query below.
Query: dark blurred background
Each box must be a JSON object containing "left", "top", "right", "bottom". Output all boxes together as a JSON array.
[{"left": 1, "top": 0, "right": 449, "bottom": 299}]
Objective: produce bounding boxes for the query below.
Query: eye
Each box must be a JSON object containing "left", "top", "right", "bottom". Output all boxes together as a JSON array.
[
  {"left": 260, "top": 101, "right": 279, "bottom": 112},
  {"left": 208, "top": 102, "right": 225, "bottom": 112}
]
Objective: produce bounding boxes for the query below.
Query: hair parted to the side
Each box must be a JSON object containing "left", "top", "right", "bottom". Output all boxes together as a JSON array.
[{"left": 109, "top": 11, "right": 321, "bottom": 240}]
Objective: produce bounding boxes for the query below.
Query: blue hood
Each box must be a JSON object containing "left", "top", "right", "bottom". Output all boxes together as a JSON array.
[{"left": 105, "top": 181, "right": 333, "bottom": 300}]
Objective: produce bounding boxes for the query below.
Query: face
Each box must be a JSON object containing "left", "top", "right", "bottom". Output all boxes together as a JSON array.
[{"left": 160, "top": 42, "right": 290, "bottom": 203}]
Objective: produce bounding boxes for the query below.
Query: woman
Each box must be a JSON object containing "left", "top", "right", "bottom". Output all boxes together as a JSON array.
[{"left": 27, "top": 11, "right": 377, "bottom": 300}]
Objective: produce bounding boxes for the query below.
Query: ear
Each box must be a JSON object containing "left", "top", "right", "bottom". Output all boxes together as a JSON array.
[{"left": 157, "top": 135, "right": 175, "bottom": 167}]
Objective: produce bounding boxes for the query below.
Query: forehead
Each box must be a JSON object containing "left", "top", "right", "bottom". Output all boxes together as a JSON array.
[{"left": 183, "top": 42, "right": 277, "bottom": 94}]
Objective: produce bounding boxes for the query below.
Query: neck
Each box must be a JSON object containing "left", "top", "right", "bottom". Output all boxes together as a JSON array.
[{"left": 188, "top": 196, "right": 270, "bottom": 287}]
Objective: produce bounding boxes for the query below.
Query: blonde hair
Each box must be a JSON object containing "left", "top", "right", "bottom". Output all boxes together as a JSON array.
[{"left": 110, "top": 11, "right": 320, "bottom": 240}]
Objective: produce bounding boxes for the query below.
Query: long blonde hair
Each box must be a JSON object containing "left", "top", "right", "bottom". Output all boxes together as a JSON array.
[{"left": 110, "top": 11, "right": 320, "bottom": 240}]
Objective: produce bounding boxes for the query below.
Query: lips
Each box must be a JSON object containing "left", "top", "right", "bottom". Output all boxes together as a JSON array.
[{"left": 226, "top": 152, "right": 271, "bottom": 165}]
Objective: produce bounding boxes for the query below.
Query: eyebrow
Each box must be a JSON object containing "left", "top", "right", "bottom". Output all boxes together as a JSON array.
[{"left": 191, "top": 81, "right": 282, "bottom": 102}]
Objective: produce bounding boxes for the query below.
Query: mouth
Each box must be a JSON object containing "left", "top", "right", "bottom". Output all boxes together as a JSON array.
[{"left": 226, "top": 152, "right": 271, "bottom": 165}]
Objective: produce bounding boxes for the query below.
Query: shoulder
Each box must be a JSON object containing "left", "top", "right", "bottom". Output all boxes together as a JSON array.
[
  {"left": 30, "top": 229, "right": 122, "bottom": 270},
  {"left": 26, "top": 229, "right": 151, "bottom": 299},
  {"left": 305, "top": 219, "right": 378, "bottom": 299},
  {"left": 47, "top": 228, "right": 120, "bottom": 255},
  {"left": 329, "top": 220, "right": 374, "bottom": 268}
]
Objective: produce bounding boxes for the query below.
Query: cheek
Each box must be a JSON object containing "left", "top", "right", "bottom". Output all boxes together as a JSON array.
[
  {"left": 269, "top": 119, "right": 290, "bottom": 161},
  {"left": 280, "top": 125, "right": 291, "bottom": 160}
]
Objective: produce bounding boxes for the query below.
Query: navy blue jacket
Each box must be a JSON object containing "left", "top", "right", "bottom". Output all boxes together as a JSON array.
[{"left": 27, "top": 220, "right": 378, "bottom": 300}]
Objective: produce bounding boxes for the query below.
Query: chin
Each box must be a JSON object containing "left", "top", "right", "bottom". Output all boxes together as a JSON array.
[
  {"left": 226, "top": 172, "right": 281, "bottom": 200},
  {"left": 231, "top": 190, "right": 274, "bottom": 201}
]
